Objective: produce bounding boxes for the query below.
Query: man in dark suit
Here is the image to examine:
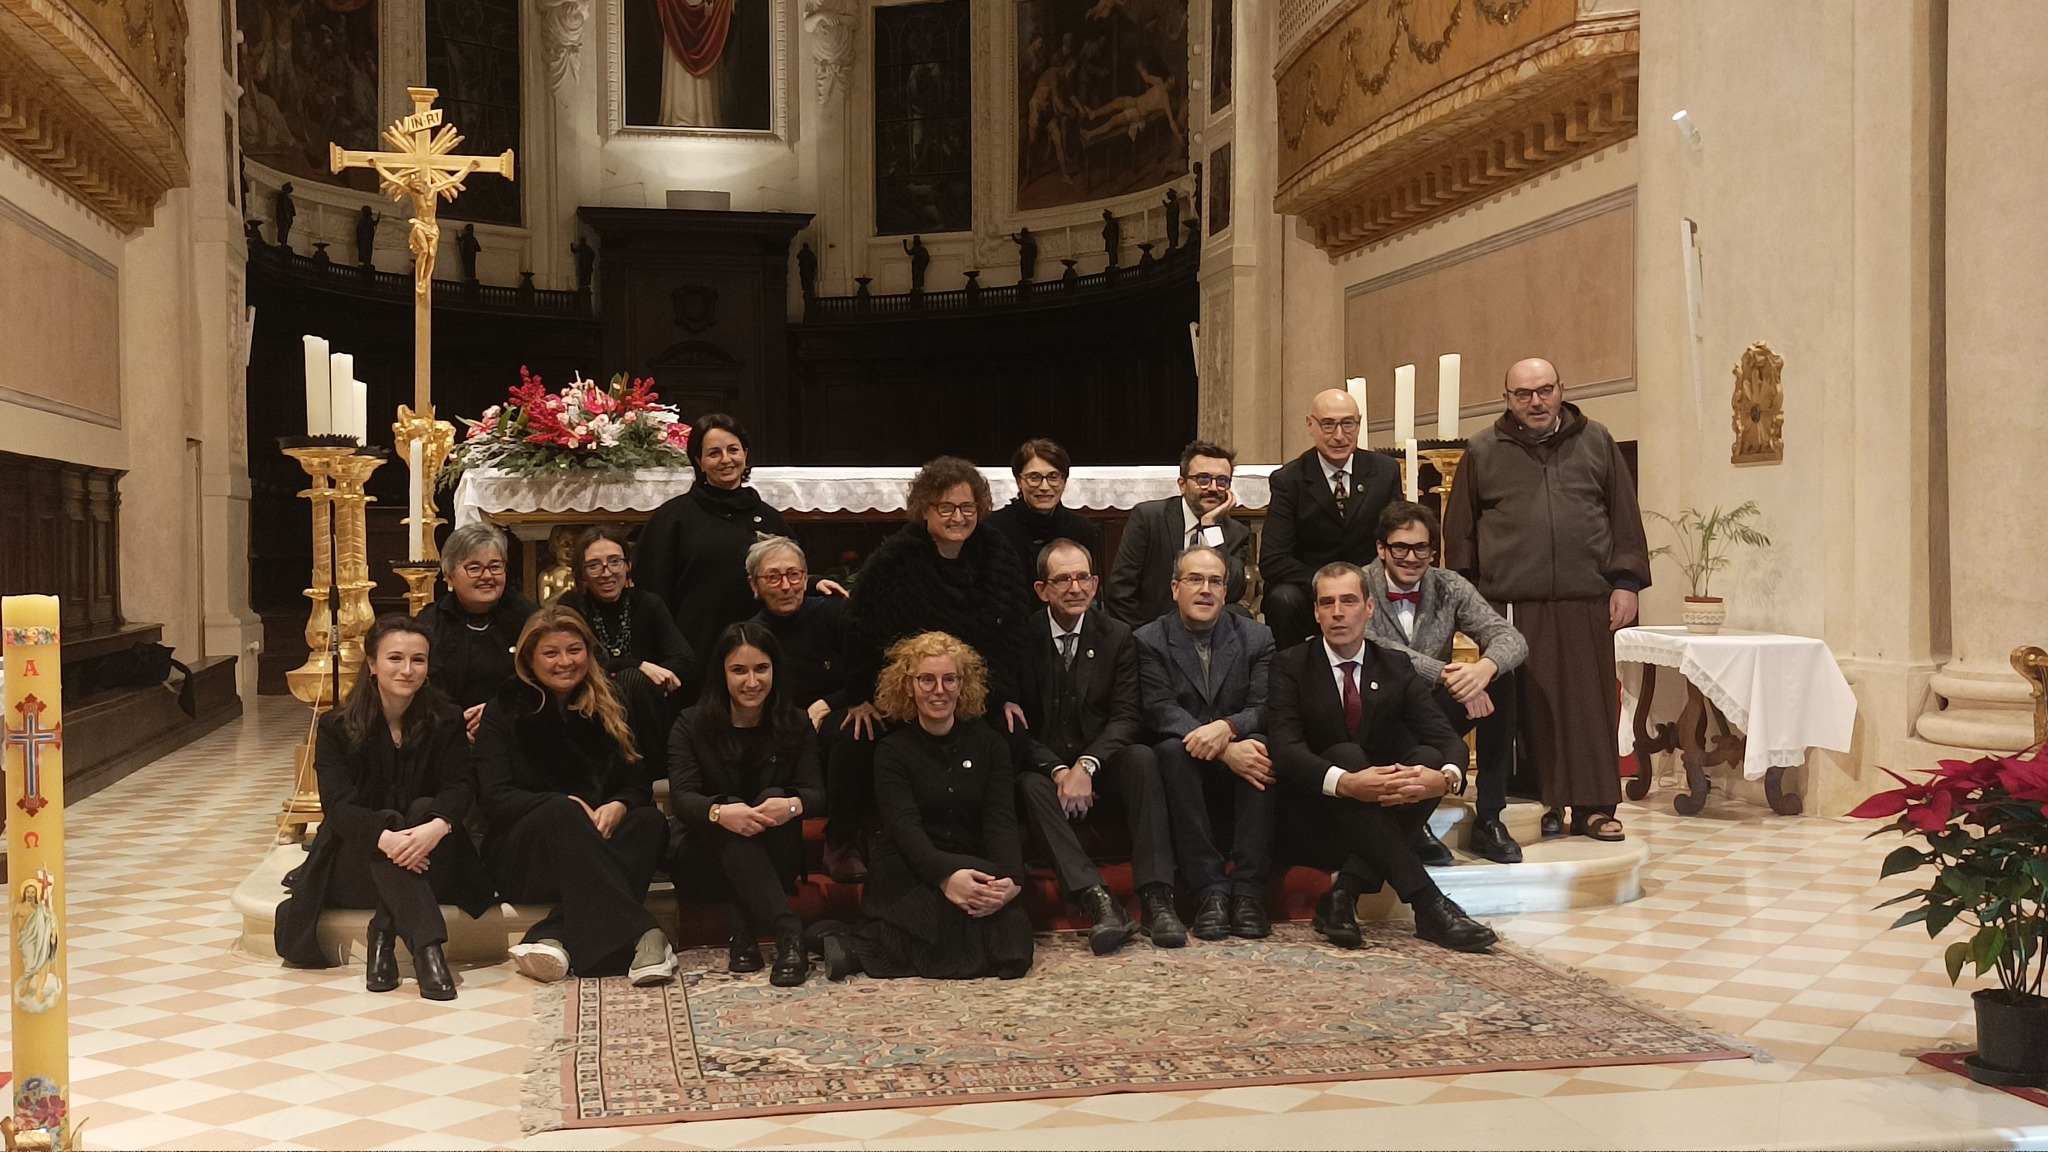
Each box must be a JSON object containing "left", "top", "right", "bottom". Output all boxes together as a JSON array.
[
  {"left": 1135, "top": 546, "right": 1277, "bottom": 940},
  {"left": 1011, "top": 539, "right": 1188, "bottom": 954},
  {"left": 1268, "top": 561, "right": 1498, "bottom": 953},
  {"left": 1260, "top": 389, "right": 1403, "bottom": 648},
  {"left": 1106, "top": 440, "right": 1251, "bottom": 628}
]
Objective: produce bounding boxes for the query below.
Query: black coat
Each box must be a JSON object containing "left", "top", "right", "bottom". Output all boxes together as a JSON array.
[
  {"left": 1105, "top": 495, "right": 1251, "bottom": 628},
  {"left": 1266, "top": 638, "right": 1468, "bottom": 797},
  {"left": 750, "top": 595, "right": 854, "bottom": 712},
  {"left": 983, "top": 497, "right": 1103, "bottom": 600},
  {"left": 1008, "top": 607, "right": 1143, "bottom": 775},
  {"left": 472, "top": 679, "right": 653, "bottom": 842},
  {"left": 1132, "top": 608, "right": 1272, "bottom": 740},
  {"left": 845, "top": 522, "right": 1028, "bottom": 708},
  {"left": 634, "top": 482, "right": 791, "bottom": 659},
  {"left": 418, "top": 588, "right": 539, "bottom": 710},
  {"left": 1260, "top": 447, "right": 1403, "bottom": 591},
  {"left": 556, "top": 586, "right": 698, "bottom": 690},
  {"left": 666, "top": 704, "right": 826, "bottom": 826}
]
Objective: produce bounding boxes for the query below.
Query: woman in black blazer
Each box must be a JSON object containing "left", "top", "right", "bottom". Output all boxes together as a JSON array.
[
  {"left": 557, "top": 524, "right": 698, "bottom": 772},
  {"left": 668, "top": 621, "right": 825, "bottom": 986}
]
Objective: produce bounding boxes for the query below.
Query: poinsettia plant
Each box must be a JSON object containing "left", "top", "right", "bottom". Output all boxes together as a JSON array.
[
  {"left": 1855, "top": 748, "right": 2048, "bottom": 996},
  {"left": 441, "top": 367, "right": 691, "bottom": 485}
]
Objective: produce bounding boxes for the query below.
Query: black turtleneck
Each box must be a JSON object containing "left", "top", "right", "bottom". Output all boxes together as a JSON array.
[
  {"left": 418, "top": 588, "right": 539, "bottom": 709},
  {"left": 983, "top": 496, "right": 1102, "bottom": 601},
  {"left": 633, "top": 480, "right": 793, "bottom": 659}
]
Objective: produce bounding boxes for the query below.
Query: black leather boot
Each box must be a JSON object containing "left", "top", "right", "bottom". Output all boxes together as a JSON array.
[
  {"left": 1191, "top": 890, "right": 1232, "bottom": 941},
  {"left": 770, "top": 929, "right": 810, "bottom": 987},
  {"left": 414, "top": 943, "right": 456, "bottom": 1001},
  {"left": 1077, "top": 885, "right": 1138, "bottom": 956},
  {"left": 364, "top": 918, "right": 399, "bottom": 993},
  {"left": 1138, "top": 884, "right": 1188, "bottom": 948},
  {"left": 1313, "top": 885, "right": 1363, "bottom": 948}
]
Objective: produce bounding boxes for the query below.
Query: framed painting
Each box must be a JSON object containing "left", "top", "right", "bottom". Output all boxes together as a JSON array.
[
  {"left": 235, "top": 0, "right": 379, "bottom": 187},
  {"left": 874, "top": 0, "right": 974, "bottom": 236},
  {"left": 613, "top": 0, "right": 787, "bottom": 137},
  {"left": 1015, "top": 0, "right": 1190, "bottom": 213}
]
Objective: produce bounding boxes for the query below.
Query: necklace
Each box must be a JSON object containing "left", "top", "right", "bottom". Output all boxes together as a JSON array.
[{"left": 586, "top": 599, "right": 632, "bottom": 658}]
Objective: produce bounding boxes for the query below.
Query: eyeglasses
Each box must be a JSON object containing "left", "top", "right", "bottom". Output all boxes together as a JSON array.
[
  {"left": 459, "top": 561, "right": 506, "bottom": 579},
  {"left": 1040, "top": 573, "right": 1096, "bottom": 589},
  {"left": 913, "top": 673, "right": 963, "bottom": 690},
  {"left": 1018, "top": 470, "right": 1064, "bottom": 488},
  {"left": 1507, "top": 384, "right": 1559, "bottom": 404},
  {"left": 1314, "top": 418, "right": 1362, "bottom": 434},
  {"left": 756, "top": 569, "right": 806, "bottom": 588},
  {"left": 931, "top": 502, "right": 978, "bottom": 521},
  {"left": 1183, "top": 473, "right": 1233, "bottom": 489},
  {"left": 1382, "top": 542, "right": 1435, "bottom": 560},
  {"left": 1176, "top": 574, "right": 1227, "bottom": 589},
  {"left": 581, "top": 557, "right": 628, "bottom": 575}
]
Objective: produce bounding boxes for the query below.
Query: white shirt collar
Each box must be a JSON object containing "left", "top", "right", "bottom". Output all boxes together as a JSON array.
[
  {"left": 1323, "top": 639, "right": 1367, "bottom": 669},
  {"left": 1387, "top": 572, "right": 1422, "bottom": 596},
  {"left": 1319, "top": 452, "right": 1352, "bottom": 483},
  {"left": 1047, "top": 608, "right": 1082, "bottom": 641},
  {"left": 1181, "top": 499, "right": 1200, "bottom": 536}
]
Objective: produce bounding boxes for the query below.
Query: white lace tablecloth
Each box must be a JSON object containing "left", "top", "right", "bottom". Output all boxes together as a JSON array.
[
  {"left": 452, "top": 464, "right": 1278, "bottom": 525},
  {"left": 1615, "top": 626, "right": 1858, "bottom": 780}
]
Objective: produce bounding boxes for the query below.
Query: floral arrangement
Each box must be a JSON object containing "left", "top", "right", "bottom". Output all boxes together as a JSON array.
[
  {"left": 1855, "top": 748, "right": 2048, "bottom": 994},
  {"left": 442, "top": 367, "right": 691, "bottom": 484}
]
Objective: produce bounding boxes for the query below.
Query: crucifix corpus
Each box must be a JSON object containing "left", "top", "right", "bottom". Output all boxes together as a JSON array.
[{"left": 330, "top": 86, "right": 513, "bottom": 569}]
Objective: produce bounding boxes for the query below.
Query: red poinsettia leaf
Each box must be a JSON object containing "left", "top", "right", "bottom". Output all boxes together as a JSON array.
[{"left": 1848, "top": 790, "right": 1911, "bottom": 819}]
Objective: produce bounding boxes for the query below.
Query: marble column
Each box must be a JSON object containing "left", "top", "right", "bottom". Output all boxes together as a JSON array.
[{"left": 1914, "top": 0, "right": 2048, "bottom": 754}]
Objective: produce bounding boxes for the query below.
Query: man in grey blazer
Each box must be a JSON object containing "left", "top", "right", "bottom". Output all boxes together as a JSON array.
[
  {"left": 1134, "top": 546, "right": 1277, "bottom": 941},
  {"left": 1106, "top": 440, "right": 1251, "bottom": 628},
  {"left": 1365, "top": 501, "right": 1529, "bottom": 863}
]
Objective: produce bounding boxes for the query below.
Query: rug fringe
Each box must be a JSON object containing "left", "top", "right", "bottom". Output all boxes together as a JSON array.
[
  {"left": 1494, "top": 934, "right": 1774, "bottom": 1064},
  {"left": 520, "top": 979, "right": 574, "bottom": 1134}
]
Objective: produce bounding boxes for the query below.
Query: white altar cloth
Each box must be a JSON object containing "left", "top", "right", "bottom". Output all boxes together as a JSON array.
[
  {"left": 1615, "top": 626, "right": 1858, "bottom": 780},
  {"left": 453, "top": 464, "right": 1279, "bottom": 526}
]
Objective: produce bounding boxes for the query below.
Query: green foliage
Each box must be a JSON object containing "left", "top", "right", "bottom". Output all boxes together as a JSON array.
[{"left": 1645, "top": 501, "right": 1771, "bottom": 599}]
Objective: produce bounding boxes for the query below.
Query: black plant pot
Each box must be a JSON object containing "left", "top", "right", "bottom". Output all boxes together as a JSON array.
[{"left": 1969, "top": 988, "right": 2048, "bottom": 1087}]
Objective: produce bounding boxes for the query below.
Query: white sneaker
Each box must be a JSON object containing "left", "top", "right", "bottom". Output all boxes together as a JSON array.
[
  {"left": 628, "top": 930, "right": 677, "bottom": 986},
  {"left": 508, "top": 940, "right": 570, "bottom": 984}
]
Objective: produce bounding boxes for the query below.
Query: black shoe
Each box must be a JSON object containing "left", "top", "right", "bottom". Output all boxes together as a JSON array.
[
  {"left": 1411, "top": 825, "right": 1455, "bottom": 867},
  {"left": 728, "top": 931, "right": 765, "bottom": 974},
  {"left": 1413, "top": 892, "right": 1498, "bottom": 953},
  {"left": 1077, "top": 885, "right": 1138, "bottom": 956},
  {"left": 1191, "top": 890, "right": 1233, "bottom": 941},
  {"left": 1138, "top": 884, "right": 1188, "bottom": 948},
  {"left": 1312, "top": 887, "right": 1363, "bottom": 948},
  {"left": 1467, "top": 817, "right": 1525, "bottom": 864},
  {"left": 824, "top": 827, "right": 868, "bottom": 884},
  {"left": 818, "top": 933, "right": 856, "bottom": 982},
  {"left": 770, "top": 930, "right": 810, "bottom": 987},
  {"left": 364, "top": 920, "right": 399, "bottom": 993},
  {"left": 1540, "top": 809, "right": 1565, "bottom": 838},
  {"left": 1229, "top": 894, "right": 1271, "bottom": 939},
  {"left": 413, "top": 943, "right": 456, "bottom": 1001}
]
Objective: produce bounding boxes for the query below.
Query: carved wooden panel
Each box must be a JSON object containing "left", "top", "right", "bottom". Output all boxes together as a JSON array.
[
  {"left": 1730, "top": 341, "right": 1785, "bottom": 465},
  {"left": 0, "top": 448, "right": 123, "bottom": 629}
]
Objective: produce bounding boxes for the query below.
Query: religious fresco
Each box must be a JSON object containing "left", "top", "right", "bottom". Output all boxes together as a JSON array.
[
  {"left": 1015, "top": 0, "right": 1189, "bottom": 212},
  {"left": 235, "top": 0, "right": 380, "bottom": 187},
  {"left": 1208, "top": 142, "right": 1231, "bottom": 236},
  {"left": 427, "top": 0, "right": 523, "bottom": 224},
  {"left": 622, "top": 0, "right": 773, "bottom": 130},
  {"left": 874, "top": 0, "right": 974, "bottom": 235},
  {"left": 1210, "top": 0, "right": 1232, "bottom": 112}
]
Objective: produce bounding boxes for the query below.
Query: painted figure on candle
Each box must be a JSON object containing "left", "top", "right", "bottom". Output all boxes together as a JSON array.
[{"left": 12, "top": 872, "right": 61, "bottom": 1012}]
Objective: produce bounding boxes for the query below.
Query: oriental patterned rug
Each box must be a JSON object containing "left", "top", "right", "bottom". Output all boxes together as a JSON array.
[{"left": 522, "top": 923, "right": 1754, "bottom": 1131}]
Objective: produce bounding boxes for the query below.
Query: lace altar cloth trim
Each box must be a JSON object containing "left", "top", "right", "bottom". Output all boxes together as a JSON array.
[{"left": 1615, "top": 626, "right": 1858, "bottom": 781}]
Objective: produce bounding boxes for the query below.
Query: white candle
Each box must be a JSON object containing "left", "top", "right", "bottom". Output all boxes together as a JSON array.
[
  {"left": 1404, "top": 439, "right": 1420, "bottom": 501},
  {"left": 1437, "top": 353, "right": 1461, "bottom": 440},
  {"left": 348, "top": 377, "right": 368, "bottom": 444},
  {"left": 408, "top": 439, "right": 425, "bottom": 561},
  {"left": 1393, "top": 363, "right": 1416, "bottom": 444},
  {"left": 329, "top": 353, "right": 356, "bottom": 441},
  {"left": 1345, "top": 376, "right": 1368, "bottom": 433},
  {"left": 302, "top": 335, "right": 331, "bottom": 435}
]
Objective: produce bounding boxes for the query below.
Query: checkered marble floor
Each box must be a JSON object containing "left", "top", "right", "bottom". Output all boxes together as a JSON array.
[{"left": 10, "top": 701, "right": 2046, "bottom": 1150}]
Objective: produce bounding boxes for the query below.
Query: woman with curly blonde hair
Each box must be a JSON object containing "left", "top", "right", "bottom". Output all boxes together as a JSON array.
[
  {"left": 475, "top": 606, "right": 675, "bottom": 986},
  {"left": 809, "top": 631, "right": 1034, "bottom": 982}
]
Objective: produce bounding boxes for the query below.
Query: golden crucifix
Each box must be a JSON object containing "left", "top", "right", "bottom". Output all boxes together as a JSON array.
[{"left": 329, "top": 86, "right": 512, "bottom": 570}]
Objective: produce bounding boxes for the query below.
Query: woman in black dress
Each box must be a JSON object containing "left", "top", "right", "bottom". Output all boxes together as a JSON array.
[
  {"left": 474, "top": 605, "right": 676, "bottom": 985},
  {"left": 668, "top": 622, "right": 825, "bottom": 986},
  {"left": 983, "top": 438, "right": 1102, "bottom": 603},
  {"left": 556, "top": 525, "right": 698, "bottom": 772},
  {"left": 811, "top": 631, "right": 1033, "bottom": 982},
  {"left": 418, "top": 521, "right": 539, "bottom": 737},
  {"left": 274, "top": 614, "right": 493, "bottom": 1000}
]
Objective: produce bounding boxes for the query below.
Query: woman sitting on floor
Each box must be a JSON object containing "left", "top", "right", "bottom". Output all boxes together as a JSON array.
[
  {"left": 668, "top": 621, "right": 826, "bottom": 986},
  {"left": 474, "top": 605, "right": 676, "bottom": 985},
  {"left": 556, "top": 524, "right": 698, "bottom": 774},
  {"left": 810, "top": 631, "right": 1033, "bottom": 982},
  {"left": 274, "top": 614, "right": 494, "bottom": 1000}
]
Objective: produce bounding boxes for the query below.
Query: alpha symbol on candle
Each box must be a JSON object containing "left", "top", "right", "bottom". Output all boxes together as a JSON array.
[
  {"left": 6, "top": 695, "right": 60, "bottom": 817},
  {"left": 20, "top": 659, "right": 35, "bottom": 677}
]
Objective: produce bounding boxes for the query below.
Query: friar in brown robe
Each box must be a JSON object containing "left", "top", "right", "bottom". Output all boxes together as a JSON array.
[{"left": 1441, "top": 359, "right": 1650, "bottom": 839}]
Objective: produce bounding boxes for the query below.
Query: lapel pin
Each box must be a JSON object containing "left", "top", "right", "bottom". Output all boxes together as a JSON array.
[
  {"left": 962, "top": 759, "right": 973, "bottom": 769},
  {"left": 1086, "top": 649, "right": 1095, "bottom": 659},
  {"left": 1370, "top": 681, "right": 1379, "bottom": 690}
]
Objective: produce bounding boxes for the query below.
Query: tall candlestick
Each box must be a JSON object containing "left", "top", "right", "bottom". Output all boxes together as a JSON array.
[
  {"left": 1404, "top": 440, "right": 1420, "bottom": 501},
  {"left": 4, "top": 595, "right": 71, "bottom": 1151},
  {"left": 1345, "top": 376, "right": 1368, "bottom": 431},
  {"left": 1437, "top": 353, "right": 1462, "bottom": 440},
  {"left": 302, "top": 335, "right": 331, "bottom": 435},
  {"left": 1394, "top": 363, "right": 1416, "bottom": 444},
  {"left": 408, "top": 439, "right": 425, "bottom": 561}
]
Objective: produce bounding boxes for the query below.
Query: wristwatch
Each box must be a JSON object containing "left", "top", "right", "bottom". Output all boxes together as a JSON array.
[
  {"left": 709, "top": 803, "right": 723, "bottom": 825},
  {"left": 1076, "top": 756, "right": 1100, "bottom": 777},
  {"left": 787, "top": 798, "right": 802, "bottom": 818}
]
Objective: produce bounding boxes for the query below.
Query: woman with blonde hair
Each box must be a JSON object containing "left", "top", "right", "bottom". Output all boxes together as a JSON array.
[
  {"left": 809, "top": 631, "right": 1033, "bottom": 982},
  {"left": 475, "top": 605, "right": 675, "bottom": 985}
]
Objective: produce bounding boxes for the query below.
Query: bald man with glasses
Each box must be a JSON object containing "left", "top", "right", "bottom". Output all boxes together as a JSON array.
[{"left": 1259, "top": 389, "right": 1403, "bottom": 649}]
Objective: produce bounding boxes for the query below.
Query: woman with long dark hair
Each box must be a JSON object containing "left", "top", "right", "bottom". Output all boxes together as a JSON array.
[
  {"left": 557, "top": 524, "right": 698, "bottom": 771},
  {"left": 275, "top": 614, "right": 493, "bottom": 1000},
  {"left": 668, "top": 621, "right": 825, "bottom": 986},
  {"left": 474, "top": 605, "right": 675, "bottom": 985}
]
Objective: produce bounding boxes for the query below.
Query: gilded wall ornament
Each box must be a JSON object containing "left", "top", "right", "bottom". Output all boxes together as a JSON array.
[{"left": 1730, "top": 341, "right": 1785, "bottom": 465}]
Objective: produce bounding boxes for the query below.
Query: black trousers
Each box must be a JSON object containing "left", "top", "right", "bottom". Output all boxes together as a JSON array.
[
  {"left": 1261, "top": 581, "right": 1318, "bottom": 650},
  {"left": 671, "top": 802, "right": 805, "bottom": 939},
  {"left": 1427, "top": 669, "right": 1518, "bottom": 823},
  {"left": 825, "top": 721, "right": 881, "bottom": 834},
  {"left": 1015, "top": 743, "right": 1173, "bottom": 897},
  {"left": 326, "top": 797, "right": 464, "bottom": 952},
  {"left": 1317, "top": 743, "right": 1443, "bottom": 905},
  {"left": 615, "top": 668, "right": 684, "bottom": 782},
  {"left": 1155, "top": 737, "right": 1273, "bottom": 899},
  {"left": 486, "top": 797, "right": 665, "bottom": 975}
]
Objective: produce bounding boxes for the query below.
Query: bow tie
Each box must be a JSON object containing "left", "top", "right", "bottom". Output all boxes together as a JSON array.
[{"left": 1387, "top": 590, "right": 1421, "bottom": 604}]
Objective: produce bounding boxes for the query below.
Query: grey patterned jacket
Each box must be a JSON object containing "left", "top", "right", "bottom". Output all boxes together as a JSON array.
[{"left": 1362, "top": 560, "right": 1528, "bottom": 684}]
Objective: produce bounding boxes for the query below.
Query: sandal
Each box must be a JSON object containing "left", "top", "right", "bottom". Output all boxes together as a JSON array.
[
  {"left": 1571, "top": 810, "right": 1626, "bottom": 842},
  {"left": 1540, "top": 809, "right": 1565, "bottom": 839}
]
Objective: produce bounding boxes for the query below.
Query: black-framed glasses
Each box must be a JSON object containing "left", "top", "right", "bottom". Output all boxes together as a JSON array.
[
  {"left": 931, "top": 502, "right": 978, "bottom": 520},
  {"left": 581, "top": 557, "right": 628, "bottom": 575},
  {"left": 913, "top": 672, "right": 963, "bottom": 690},
  {"left": 1382, "top": 542, "right": 1436, "bottom": 560},
  {"left": 1314, "top": 417, "right": 1362, "bottom": 434},
  {"left": 1183, "top": 473, "right": 1233, "bottom": 489},
  {"left": 1018, "top": 470, "right": 1064, "bottom": 488},
  {"left": 460, "top": 561, "right": 506, "bottom": 578},
  {"left": 1507, "top": 384, "right": 1559, "bottom": 404},
  {"left": 756, "top": 569, "right": 807, "bottom": 588},
  {"left": 1040, "top": 573, "right": 1096, "bottom": 589}
]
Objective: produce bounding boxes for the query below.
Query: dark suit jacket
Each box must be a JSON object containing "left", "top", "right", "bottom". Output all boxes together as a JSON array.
[
  {"left": 1009, "top": 606, "right": 1144, "bottom": 775},
  {"left": 1106, "top": 494, "right": 1251, "bottom": 628},
  {"left": 1267, "top": 638, "right": 1468, "bottom": 797},
  {"left": 1259, "top": 447, "right": 1403, "bottom": 590},
  {"left": 1133, "top": 609, "right": 1272, "bottom": 741}
]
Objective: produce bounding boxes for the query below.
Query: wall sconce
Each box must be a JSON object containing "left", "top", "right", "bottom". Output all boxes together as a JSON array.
[{"left": 1672, "top": 109, "right": 1703, "bottom": 151}]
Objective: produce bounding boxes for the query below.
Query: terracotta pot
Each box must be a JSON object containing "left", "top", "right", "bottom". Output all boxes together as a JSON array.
[
  {"left": 1970, "top": 988, "right": 2048, "bottom": 1087},
  {"left": 1682, "top": 596, "right": 1726, "bottom": 634}
]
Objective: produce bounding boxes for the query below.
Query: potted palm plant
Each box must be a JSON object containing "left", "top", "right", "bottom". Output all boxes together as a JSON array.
[
  {"left": 1646, "top": 501, "right": 1770, "bottom": 633},
  {"left": 1854, "top": 748, "right": 2048, "bottom": 1086}
]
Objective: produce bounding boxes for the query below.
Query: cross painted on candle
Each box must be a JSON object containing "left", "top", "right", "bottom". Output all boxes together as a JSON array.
[{"left": 5, "top": 696, "right": 59, "bottom": 818}]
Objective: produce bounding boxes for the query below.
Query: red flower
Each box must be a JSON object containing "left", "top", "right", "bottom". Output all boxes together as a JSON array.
[
  {"left": 1903, "top": 786, "right": 1955, "bottom": 833},
  {"left": 1848, "top": 768, "right": 1931, "bottom": 819},
  {"left": 2000, "top": 755, "right": 2048, "bottom": 803}
]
